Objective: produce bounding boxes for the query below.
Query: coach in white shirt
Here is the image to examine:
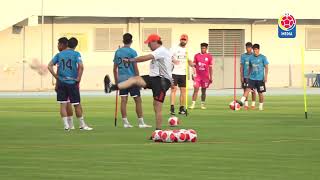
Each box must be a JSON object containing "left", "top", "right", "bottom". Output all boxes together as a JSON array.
[
  {"left": 104, "top": 34, "right": 172, "bottom": 132},
  {"left": 170, "top": 34, "right": 191, "bottom": 115}
]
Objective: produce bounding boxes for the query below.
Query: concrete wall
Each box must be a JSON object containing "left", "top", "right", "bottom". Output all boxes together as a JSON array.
[{"left": 0, "top": 19, "right": 319, "bottom": 91}]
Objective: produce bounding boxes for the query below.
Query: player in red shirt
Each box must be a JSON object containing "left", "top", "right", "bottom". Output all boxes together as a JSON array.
[{"left": 189, "top": 43, "right": 213, "bottom": 109}]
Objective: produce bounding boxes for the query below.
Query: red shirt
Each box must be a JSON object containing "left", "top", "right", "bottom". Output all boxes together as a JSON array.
[{"left": 193, "top": 53, "right": 213, "bottom": 79}]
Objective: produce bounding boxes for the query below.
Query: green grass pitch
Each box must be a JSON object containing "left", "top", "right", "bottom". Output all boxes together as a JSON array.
[{"left": 0, "top": 95, "right": 320, "bottom": 180}]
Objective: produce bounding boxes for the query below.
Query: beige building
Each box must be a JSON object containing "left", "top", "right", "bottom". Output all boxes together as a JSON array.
[{"left": 0, "top": 0, "right": 319, "bottom": 91}]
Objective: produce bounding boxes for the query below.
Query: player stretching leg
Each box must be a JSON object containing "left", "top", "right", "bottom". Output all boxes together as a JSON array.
[
  {"left": 239, "top": 44, "right": 269, "bottom": 111},
  {"left": 170, "top": 34, "right": 190, "bottom": 115},
  {"left": 48, "top": 37, "right": 92, "bottom": 131},
  {"left": 240, "top": 42, "right": 256, "bottom": 110},
  {"left": 189, "top": 43, "right": 213, "bottom": 109},
  {"left": 54, "top": 37, "right": 75, "bottom": 129},
  {"left": 113, "top": 33, "right": 151, "bottom": 128},
  {"left": 105, "top": 34, "right": 172, "bottom": 132}
]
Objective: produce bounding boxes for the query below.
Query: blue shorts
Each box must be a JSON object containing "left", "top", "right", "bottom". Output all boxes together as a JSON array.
[
  {"left": 57, "top": 81, "right": 80, "bottom": 105},
  {"left": 119, "top": 87, "right": 141, "bottom": 97}
]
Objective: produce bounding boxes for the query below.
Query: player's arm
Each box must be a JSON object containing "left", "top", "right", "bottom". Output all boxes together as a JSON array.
[
  {"left": 125, "top": 54, "right": 154, "bottom": 63},
  {"left": 264, "top": 64, "right": 269, "bottom": 83},
  {"left": 76, "top": 62, "right": 84, "bottom": 83},
  {"left": 209, "top": 56, "right": 214, "bottom": 83},
  {"left": 48, "top": 61, "right": 58, "bottom": 80},
  {"left": 240, "top": 64, "right": 244, "bottom": 82},
  {"left": 113, "top": 63, "right": 119, "bottom": 83},
  {"left": 134, "top": 62, "right": 140, "bottom": 76}
]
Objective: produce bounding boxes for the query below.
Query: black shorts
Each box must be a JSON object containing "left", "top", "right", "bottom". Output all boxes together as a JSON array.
[
  {"left": 248, "top": 79, "right": 266, "bottom": 93},
  {"left": 57, "top": 81, "right": 81, "bottom": 104},
  {"left": 172, "top": 74, "right": 186, "bottom": 87},
  {"left": 242, "top": 78, "right": 249, "bottom": 89},
  {"left": 119, "top": 87, "right": 141, "bottom": 97},
  {"left": 141, "top": 75, "right": 171, "bottom": 103}
]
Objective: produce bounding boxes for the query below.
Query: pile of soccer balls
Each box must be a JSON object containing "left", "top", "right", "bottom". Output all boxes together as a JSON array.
[
  {"left": 151, "top": 116, "right": 197, "bottom": 143},
  {"left": 151, "top": 129, "right": 197, "bottom": 143}
]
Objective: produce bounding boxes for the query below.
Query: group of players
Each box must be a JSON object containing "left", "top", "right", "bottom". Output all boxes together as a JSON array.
[{"left": 48, "top": 32, "right": 269, "bottom": 131}]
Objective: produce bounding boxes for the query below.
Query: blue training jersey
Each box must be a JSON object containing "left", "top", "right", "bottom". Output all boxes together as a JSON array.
[
  {"left": 241, "top": 53, "right": 253, "bottom": 78},
  {"left": 249, "top": 54, "right": 269, "bottom": 81},
  {"left": 113, "top": 47, "right": 138, "bottom": 83},
  {"left": 52, "top": 49, "right": 82, "bottom": 84}
]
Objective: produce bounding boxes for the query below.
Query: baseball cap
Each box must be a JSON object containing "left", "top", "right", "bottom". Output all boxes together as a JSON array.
[
  {"left": 144, "top": 34, "right": 161, "bottom": 44},
  {"left": 180, "top": 34, "right": 188, "bottom": 40}
]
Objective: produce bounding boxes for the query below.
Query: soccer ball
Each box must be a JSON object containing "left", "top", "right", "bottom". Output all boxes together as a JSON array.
[
  {"left": 229, "top": 101, "right": 241, "bottom": 111},
  {"left": 168, "top": 116, "right": 180, "bottom": 127},
  {"left": 151, "top": 130, "right": 163, "bottom": 142},
  {"left": 280, "top": 14, "right": 296, "bottom": 29},
  {"left": 161, "top": 130, "right": 176, "bottom": 143},
  {"left": 174, "top": 129, "right": 187, "bottom": 142},
  {"left": 186, "top": 129, "right": 197, "bottom": 142}
]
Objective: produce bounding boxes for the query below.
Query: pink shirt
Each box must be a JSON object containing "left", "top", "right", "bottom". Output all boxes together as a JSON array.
[{"left": 193, "top": 53, "right": 213, "bottom": 79}]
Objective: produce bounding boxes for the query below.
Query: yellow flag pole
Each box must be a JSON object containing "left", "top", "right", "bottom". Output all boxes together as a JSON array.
[
  {"left": 301, "top": 47, "right": 308, "bottom": 119},
  {"left": 185, "top": 50, "right": 189, "bottom": 116}
]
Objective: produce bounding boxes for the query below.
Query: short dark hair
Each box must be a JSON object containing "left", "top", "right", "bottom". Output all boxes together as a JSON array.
[
  {"left": 68, "top": 37, "right": 78, "bottom": 49},
  {"left": 252, "top": 44, "right": 260, "bottom": 49},
  {"left": 245, "top": 42, "right": 253, "bottom": 47},
  {"left": 201, "top": 43, "right": 208, "bottom": 48},
  {"left": 123, "top": 33, "right": 133, "bottom": 44},
  {"left": 157, "top": 40, "right": 163, "bottom": 45},
  {"left": 58, "top": 37, "right": 68, "bottom": 46}
]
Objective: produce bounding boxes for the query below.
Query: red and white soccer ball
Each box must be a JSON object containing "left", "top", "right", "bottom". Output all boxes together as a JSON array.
[
  {"left": 186, "top": 129, "right": 197, "bottom": 142},
  {"left": 168, "top": 116, "right": 180, "bottom": 127},
  {"left": 229, "top": 101, "right": 241, "bottom": 111},
  {"left": 151, "top": 130, "right": 163, "bottom": 142},
  {"left": 161, "top": 130, "right": 176, "bottom": 143},
  {"left": 175, "top": 129, "right": 187, "bottom": 142}
]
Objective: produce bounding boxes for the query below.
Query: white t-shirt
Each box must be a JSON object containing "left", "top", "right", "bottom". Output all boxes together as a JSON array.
[
  {"left": 150, "top": 46, "right": 173, "bottom": 82},
  {"left": 170, "top": 45, "right": 190, "bottom": 75}
]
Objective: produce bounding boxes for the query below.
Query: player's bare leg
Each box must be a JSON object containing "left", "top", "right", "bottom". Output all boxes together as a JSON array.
[
  {"left": 258, "top": 93, "right": 264, "bottom": 111},
  {"left": 251, "top": 90, "right": 257, "bottom": 109},
  {"left": 179, "top": 87, "right": 186, "bottom": 114},
  {"left": 190, "top": 87, "right": 199, "bottom": 109},
  {"left": 244, "top": 89, "right": 249, "bottom": 110},
  {"left": 60, "top": 103, "right": 69, "bottom": 131},
  {"left": 200, "top": 88, "right": 207, "bottom": 109},
  {"left": 120, "top": 96, "right": 133, "bottom": 128},
  {"left": 239, "top": 88, "right": 251, "bottom": 106},
  {"left": 74, "top": 104, "right": 93, "bottom": 130},
  {"left": 170, "top": 86, "right": 177, "bottom": 115},
  {"left": 134, "top": 96, "right": 151, "bottom": 128},
  {"left": 153, "top": 100, "right": 163, "bottom": 130},
  {"left": 66, "top": 103, "right": 74, "bottom": 129}
]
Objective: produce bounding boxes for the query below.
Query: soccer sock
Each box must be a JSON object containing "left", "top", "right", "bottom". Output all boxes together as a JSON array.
[
  {"left": 111, "top": 84, "right": 119, "bottom": 91},
  {"left": 122, "top": 118, "right": 130, "bottom": 125},
  {"left": 240, "top": 96, "right": 246, "bottom": 103},
  {"left": 67, "top": 116, "right": 73, "bottom": 126},
  {"left": 244, "top": 101, "right": 249, "bottom": 107},
  {"left": 259, "top": 103, "right": 263, "bottom": 110},
  {"left": 170, "top": 105, "right": 174, "bottom": 111},
  {"left": 62, "top": 117, "right": 69, "bottom": 128},
  {"left": 201, "top": 101, "right": 205, "bottom": 105},
  {"left": 138, "top": 117, "right": 145, "bottom": 125},
  {"left": 192, "top": 101, "right": 196, "bottom": 105},
  {"left": 78, "top": 116, "right": 86, "bottom": 127},
  {"left": 252, "top": 101, "right": 256, "bottom": 107}
]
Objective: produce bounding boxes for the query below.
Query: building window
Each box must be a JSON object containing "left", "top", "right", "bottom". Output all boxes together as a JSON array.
[
  {"left": 95, "top": 28, "right": 123, "bottom": 51},
  {"left": 208, "top": 29, "right": 244, "bottom": 56},
  {"left": 142, "top": 28, "right": 172, "bottom": 51},
  {"left": 306, "top": 28, "right": 320, "bottom": 50}
]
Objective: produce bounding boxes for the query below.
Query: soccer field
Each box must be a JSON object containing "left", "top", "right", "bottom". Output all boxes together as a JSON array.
[{"left": 0, "top": 95, "right": 320, "bottom": 180}]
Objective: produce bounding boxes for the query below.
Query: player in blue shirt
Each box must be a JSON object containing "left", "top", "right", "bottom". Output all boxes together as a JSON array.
[
  {"left": 239, "top": 44, "right": 269, "bottom": 110},
  {"left": 48, "top": 37, "right": 92, "bottom": 131},
  {"left": 240, "top": 42, "right": 256, "bottom": 110},
  {"left": 113, "top": 33, "right": 151, "bottom": 128}
]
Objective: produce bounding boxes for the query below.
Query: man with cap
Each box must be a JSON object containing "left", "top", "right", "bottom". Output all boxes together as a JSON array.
[
  {"left": 170, "top": 34, "right": 191, "bottom": 115},
  {"left": 104, "top": 34, "right": 172, "bottom": 131}
]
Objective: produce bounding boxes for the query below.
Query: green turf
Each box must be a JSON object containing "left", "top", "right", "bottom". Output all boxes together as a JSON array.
[{"left": 0, "top": 95, "right": 320, "bottom": 180}]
